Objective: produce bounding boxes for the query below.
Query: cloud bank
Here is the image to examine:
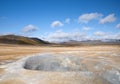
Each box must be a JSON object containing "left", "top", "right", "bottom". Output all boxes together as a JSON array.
[
  {"left": 43, "top": 30, "right": 120, "bottom": 42},
  {"left": 44, "top": 30, "right": 88, "bottom": 42},
  {"left": 94, "top": 31, "right": 106, "bottom": 36}
]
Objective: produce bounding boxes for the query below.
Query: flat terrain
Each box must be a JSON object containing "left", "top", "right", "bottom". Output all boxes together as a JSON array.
[
  {"left": 0, "top": 44, "right": 120, "bottom": 84},
  {"left": 0, "top": 44, "right": 119, "bottom": 62}
]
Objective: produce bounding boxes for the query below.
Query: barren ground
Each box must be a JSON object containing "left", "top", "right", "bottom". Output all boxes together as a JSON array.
[{"left": 0, "top": 44, "right": 120, "bottom": 84}]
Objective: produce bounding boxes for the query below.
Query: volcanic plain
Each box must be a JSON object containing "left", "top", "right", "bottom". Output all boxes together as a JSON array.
[{"left": 0, "top": 44, "right": 120, "bottom": 84}]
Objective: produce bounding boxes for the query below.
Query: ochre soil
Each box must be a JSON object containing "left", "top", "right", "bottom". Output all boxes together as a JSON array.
[{"left": 0, "top": 44, "right": 119, "bottom": 62}]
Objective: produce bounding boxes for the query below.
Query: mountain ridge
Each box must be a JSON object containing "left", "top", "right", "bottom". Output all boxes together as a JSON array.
[
  {"left": 0, "top": 34, "right": 120, "bottom": 46},
  {"left": 0, "top": 34, "right": 49, "bottom": 45}
]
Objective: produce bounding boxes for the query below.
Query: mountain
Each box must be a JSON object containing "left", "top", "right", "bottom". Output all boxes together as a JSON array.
[
  {"left": 58, "top": 39, "right": 120, "bottom": 46},
  {"left": 0, "top": 34, "right": 119, "bottom": 46},
  {"left": 0, "top": 34, "right": 49, "bottom": 45}
]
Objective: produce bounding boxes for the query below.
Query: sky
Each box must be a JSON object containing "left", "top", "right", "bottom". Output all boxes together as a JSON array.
[{"left": 0, "top": 0, "right": 120, "bottom": 42}]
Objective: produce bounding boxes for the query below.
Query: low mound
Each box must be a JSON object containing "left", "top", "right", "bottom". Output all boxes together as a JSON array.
[{"left": 24, "top": 55, "right": 85, "bottom": 71}]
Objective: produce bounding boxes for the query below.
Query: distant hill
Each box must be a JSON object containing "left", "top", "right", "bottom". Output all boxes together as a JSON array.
[
  {"left": 0, "top": 34, "right": 120, "bottom": 46},
  {"left": 58, "top": 39, "right": 120, "bottom": 46},
  {"left": 0, "top": 34, "right": 49, "bottom": 45}
]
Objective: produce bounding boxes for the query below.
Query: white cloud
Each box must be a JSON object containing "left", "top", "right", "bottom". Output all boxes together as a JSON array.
[
  {"left": 105, "top": 33, "right": 120, "bottom": 39},
  {"left": 99, "top": 14, "right": 116, "bottom": 24},
  {"left": 22, "top": 24, "right": 38, "bottom": 33},
  {"left": 116, "top": 23, "right": 120, "bottom": 28},
  {"left": 82, "top": 26, "right": 90, "bottom": 31},
  {"left": 65, "top": 18, "right": 70, "bottom": 24},
  {"left": 94, "top": 31, "right": 106, "bottom": 36},
  {"left": 114, "top": 33, "right": 120, "bottom": 39},
  {"left": 93, "top": 31, "right": 120, "bottom": 39},
  {"left": 78, "top": 13, "right": 102, "bottom": 23},
  {"left": 44, "top": 30, "right": 88, "bottom": 42},
  {"left": 43, "top": 30, "right": 120, "bottom": 42},
  {"left": 51, "top": 20, "right": 64, "bottom": 28}
]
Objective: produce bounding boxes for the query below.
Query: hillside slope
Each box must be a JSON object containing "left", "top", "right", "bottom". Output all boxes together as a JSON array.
[{"left": 0, "top": 35, "right": 49, "bottom": 45}]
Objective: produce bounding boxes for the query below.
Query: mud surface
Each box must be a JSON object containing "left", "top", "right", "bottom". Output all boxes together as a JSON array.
[{"left": 0, "top": 46, "right": 120, "bottom": 84}]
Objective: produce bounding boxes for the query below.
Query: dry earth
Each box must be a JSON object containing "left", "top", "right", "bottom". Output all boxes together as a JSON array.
[{"left": 0, "top": 44, "right": 120, "bottom": 84}]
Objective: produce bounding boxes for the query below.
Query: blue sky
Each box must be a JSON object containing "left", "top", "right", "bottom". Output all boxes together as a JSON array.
[{"left": 0, "top": 0, "right": 120, "bottom": 42}]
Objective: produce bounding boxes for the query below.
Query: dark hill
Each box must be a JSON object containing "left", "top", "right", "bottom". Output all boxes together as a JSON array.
[{"left": 0, "top": 34, "right": 49, "bottom": 45}]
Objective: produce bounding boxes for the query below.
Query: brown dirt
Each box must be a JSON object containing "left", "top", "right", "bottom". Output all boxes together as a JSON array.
[{"left": 0, "top": 44, "right": 120, "bottom": 62}]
